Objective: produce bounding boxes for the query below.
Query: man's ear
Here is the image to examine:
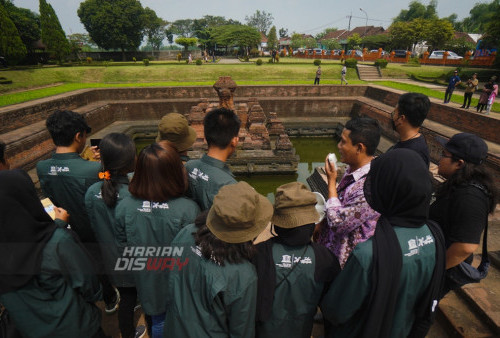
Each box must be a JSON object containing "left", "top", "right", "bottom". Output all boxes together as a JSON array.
[
  {"left": 357, "top": 143, "right": 365, "bottom": 154},
  {"left": 230, "top": 136, "right": 239, "bottom": 147},
  {"left": 456, "top": 159, "right": 465, "bottom": 169}
]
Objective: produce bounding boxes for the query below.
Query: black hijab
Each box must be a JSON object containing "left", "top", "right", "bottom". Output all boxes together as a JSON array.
[
  {"left": 361, "top": 149, "right": 445, "bottom": 338},
  {"left": 0, "top": 170, "right": 58, "bottom": 295}
]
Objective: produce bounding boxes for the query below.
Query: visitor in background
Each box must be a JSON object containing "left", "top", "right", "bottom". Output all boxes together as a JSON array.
[
  {"left": 486, "top": 76, "right": 498, "bottom": 114},
  {"left": 253, "top": 182, "right": 340, "bottom": 338},
  {"left": 316, "top": 117, "right": 381, "bottom": 268},
  {"left": 321, "top": 149, "right": 445, "bottom": 338},
  {"left": 156, "top": 113, "right": 196, "bottom": 163},
  {"left": 444, "top": 70, "right": 461, "bottom": 104},
  {"left": 36, "top": 110, "right": 119, "bottom": 314},
  {"left": 0, "top": 140, "right": 10, "bottom": 170},
  {"left": 314, "top": 66, "right": 321, "bottom": 85},
  {"left": 164, "top": 182, "right": 272, "bottom": 338},
  {"left": 116, "top": 142, "right": 199, "bottom": 338},
  {"left": 340, "top": 65, "right": 348, "bottom": 85},
  {"left": 477, "top": 78, "right": 493, "bottom": 113},
  {"left": 388, "top": 92, "right": 431, "bottom": 167},
  {"left": 430, "top": 133, "right": 498, "bottom": 295},
  {"left": 461, "top": 73, "right": 479, "bottom": 109},
  {"left": 0, "top": 170, "right": 105, "bottom": 338},
  {"left": 185, "top": 108, "right": 240, "bottom": 211},
  {"left": 85, "top": 133, "right": 145, "bottom": 338}
]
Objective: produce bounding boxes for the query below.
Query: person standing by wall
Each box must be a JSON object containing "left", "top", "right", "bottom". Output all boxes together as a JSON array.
[
  {"left": 340, "top": 65, "right": 348, "bottom": 85},
  {"left": 444, "top": 70, "right": 461, "bottom": 104},
  {"left": 314, "top": 66, "right": 321, "bottom": 85},
  {"left": 486, "top": 76, "right": 498, "bottom": 114},
  {"left": 461, "top": 73, "right": 479, "bottom": 109}
]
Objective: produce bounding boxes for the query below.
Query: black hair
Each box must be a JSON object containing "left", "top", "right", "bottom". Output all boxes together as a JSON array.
[
  {"left": 203, "top": 108, "right": 241, "bottom": 148},
  {"left": 193, "top": 211, "right": 256, "bottom": 266},
  {"left": 437, "top": 160, "right": 499, "bottom": 214},
  {"left": 45, "top": 110, "right": 91, "bottom": 147},
  {"left": 100, "top": 133, "right": 136, "bottom": 207},
  {"left": 345, "top": 117, "right": 381, "bottom": 156},
  {"left": 0, "top": 141, "right": 5, "bottom": 165},
  {"left": 397, "top": 93, "right": 430, "bottom": 127}
]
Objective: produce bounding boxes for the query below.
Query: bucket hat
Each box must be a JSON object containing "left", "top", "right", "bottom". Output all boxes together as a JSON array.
[
  {"left": 272, "top": 182, "right": 319, "bottom": 228},
  {"left": 207, "top": 182, "right": 273, "bottom": 243},
  {"left": 156, "top": 113, "right": 196, "bottom": 152}
]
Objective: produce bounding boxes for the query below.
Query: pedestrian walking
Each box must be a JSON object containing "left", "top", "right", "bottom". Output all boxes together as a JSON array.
[
  {"left": 461, "top": 73, "right": 478, "bottom": 109},
  {"left": 341, "top": 65, "right": 348, "bottom": 85},
  {"left": 314, "top": 66, "right": 321, "bottom": 85}
]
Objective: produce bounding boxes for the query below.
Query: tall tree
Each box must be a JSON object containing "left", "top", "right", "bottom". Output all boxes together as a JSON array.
[
  {"left": 3, "top": 1, "right": 40, "bottom": 52},
  {"left": 39, "top": 0, "right": 69, "bottom": 62},
  {"left": 425, "top": 19, "right": 454, "bottom": 50},
  {"left": 394, "top": 0, "right": 438, "bottom": 22},
  {"left": 78, "top": 0, "right": 146, "bottom": 60},
  {"left": 170, "top": 19, "right": 195, "bottom": 37},
  {"left": 316, "top": 27, "right": 338, "bottom": 40},
  {"left": 211, "top": 25, "right": 260, "bottom": 55},
  {"left": 267, "top": 26, "right": 278, "bottom": 50},
  {"left": 347, "top": 33, "right": 362, "bottom": 49},
  {"left": 0, "top": 2, "right": 27, "bottom": 64},
  {"left": 143, "top": 7, "right": 165, "bottom": 52},
  {"left": 245, "top": 10, "right": 273, "bottom": 33},
  {"left": 453, "top": 0, "right": 499, "bottom": 33},
  {"left": 174, "top": 37, "right": 197, "bottom": 51},
  {"left": 279, "top": 27, "right": 288, "bottom": 38}
]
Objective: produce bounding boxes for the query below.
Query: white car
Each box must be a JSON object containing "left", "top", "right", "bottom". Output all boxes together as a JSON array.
[{"left": 429, "top": 50, "right": 463, "bottom": 60}]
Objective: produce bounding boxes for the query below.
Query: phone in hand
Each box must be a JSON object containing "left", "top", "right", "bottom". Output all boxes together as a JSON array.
[{"left": 90, "top": 139, "right": 101, "bottom": 148}]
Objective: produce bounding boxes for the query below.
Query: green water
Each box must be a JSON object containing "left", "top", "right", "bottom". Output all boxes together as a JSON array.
[
  {"left": 134, "top": 137, "right": 339, "bottom": 201},
  {"left": 238, "top": 137, "right": 339, "bottom": 201}
]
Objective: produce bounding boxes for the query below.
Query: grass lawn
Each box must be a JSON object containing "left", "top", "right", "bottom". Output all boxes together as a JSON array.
[{"left": 0, "top": 61, "right": 498, "bottom": 112}]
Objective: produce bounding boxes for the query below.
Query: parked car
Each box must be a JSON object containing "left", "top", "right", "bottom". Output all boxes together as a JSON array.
[
  {"left": 347, "top": 50, "right": 363, "bottom": 57},
  {"left": 392, "top": 50, "right": 408, "bottom": 58},
  {"left": 262, "top": 50, "right": 270, "bottom": 56},
  {"left": 429, "top": 50, "right": 463, "bottom": 60},
  {"left": 370, "top": 49, "right": 388, "bottom": 56}
]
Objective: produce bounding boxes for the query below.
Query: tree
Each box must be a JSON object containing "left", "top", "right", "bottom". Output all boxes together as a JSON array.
[
  {"left": 291, "top": 33, "right": 304, "bottom": 49},
  {"left": 78, "top": 0, "right": 146, "bottom": 60},
  {"left": 425, "top": 19, "right": 454, "bottom": 50},
  {"left": 191, "top": 15, "right": 241, "bottom": 50},
  {"left": 245, "top": 10, "right": 273, "bottom": 33},
  {"left": 39, "top": 0, "right": 69, "bottom": 62},
  {"left": 316, "top": 27, "right": 338, "bottom": 40},
  {"left": 361, "top": 34, "right": 390, "bottom": 50},
  {"left": 394, "top": 0, "right": 438, "bottom": 22},
  {"left": 279, "top": 27, "right": 288, "bottom": 38},
  {"left": 211, "top": 25, "right": 260, "bottom": 55},
  {"left": 170, "top": 19, "right": 194, "bottom": 37},
  {"left": 267, "top": 26, "right": 278, "bottom": 50},
  {"left": 323, "top": 39, "right": 341, "bottom": 50},
  {"left": 3, "top": 1, "right": 40, "bottom": 52},
  {"left": 143, "top": 7, "right": 165, "bottom": 52},
  {"left": 347, "top": 33, "right": 362, "bottom": 49},
  {"left": 174, "top": 37, "right": 198, "bottom": 51},
  {"left": 453, "top": 0, "right": 499, "bottom": 33},
  {"left": 482, "top": 1, "right": 500, "bottom": 48},
  {"left": 0, "top": 2, "right": 27, "bottom": 64}
]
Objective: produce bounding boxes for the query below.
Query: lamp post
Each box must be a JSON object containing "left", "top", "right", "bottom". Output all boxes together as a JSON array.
[{"left": 359, "top": 8, "right": 368, "bottom": 37}]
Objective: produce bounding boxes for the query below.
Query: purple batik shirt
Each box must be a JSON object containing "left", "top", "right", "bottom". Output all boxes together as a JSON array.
[{"left": 317, "top": 162, "right": 380, "bottom": 268}]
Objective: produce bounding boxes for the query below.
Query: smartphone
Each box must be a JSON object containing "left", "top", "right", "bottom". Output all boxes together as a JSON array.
[{"left": 90, "top": 139, "right": 101, "bottom": 148}]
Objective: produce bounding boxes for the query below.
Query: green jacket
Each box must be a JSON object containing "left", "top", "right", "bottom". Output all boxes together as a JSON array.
[
  {"left": 185, "top": 154, "right": 237, "bottom": 211},
  {"left": 0, "top": 224, "right": 102, "bottom": 338},
  {"left": 256, "top": 243, "right": 330, "bottom": 338},
  {"left": 85, "top": 178, "right": 133, "bottom": 287},
  {"left": 321, "top": 225, "right": 436, "bottom": 338},
  {"left": 116, "top": 195, "right": 199, "bottom": 315},
  {"left": 37, "top": 153, "right": 101, "bottom": 242},
  {"left": 165, "top": 223, "right": 258, "bottom": 338}
]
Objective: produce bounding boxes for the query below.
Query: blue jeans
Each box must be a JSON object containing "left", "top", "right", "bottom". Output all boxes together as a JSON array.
[{"left": 151, "top": 313, "right": 165, "bottom": 338}]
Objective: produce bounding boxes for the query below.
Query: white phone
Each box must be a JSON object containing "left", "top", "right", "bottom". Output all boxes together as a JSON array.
[{"left": 327, "top": 153, "right": 337, "bottom": 170}]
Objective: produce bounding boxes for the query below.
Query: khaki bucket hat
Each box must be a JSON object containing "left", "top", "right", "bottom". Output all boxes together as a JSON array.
[
  {"left": 207, "top": 182, "right": 273, "bottom": 243},
  {"left": 156, "top": 113, "right": 197, "bottom": 152},
  {"left": 272, "top": 182, "right": 319, "bottom": 228}
]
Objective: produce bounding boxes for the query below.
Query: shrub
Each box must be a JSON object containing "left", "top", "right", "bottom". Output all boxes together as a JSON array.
[
  {"left": 256, "top": 59, "right": 263, "bottom": 66},
  {"left": 374, "top": 58, "right": 388, "bottom": 68},
  {"left": 268, "top": 58, "right": 274, "bottom": 63},
  {"left": 250, "top": 48, "right": 259, "bottom": 57},
  {"left": 132, "top": 57, "right": 136, "bottom": 63},
  {"left": 345, "top": 58, "right": 357, "bottom": 68},
  {"left": 86, "top": 57, "right": 92, "bottom": 64},
  {"left": 143, "top": 58, "right": 150, "bottom": 66},
  {"left": 196, "top": 59, "right": 202, "bottom": 65},
  {"left": 313, "top": 59, "right": 321, "bottom": 66},
  {"left": 408, "top": 57, "right": 420, "bottom": 66},
  {"left": 185, "top": 59, "right": 189, "bottom": 64},
  {"left": 177, "top": 53, "right": 182, "bottom": 62},
  {"left": 243, "top": 56, "right": 249, "bottom": 62}
]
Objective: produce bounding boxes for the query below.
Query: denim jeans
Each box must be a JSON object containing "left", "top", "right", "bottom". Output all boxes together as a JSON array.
[{"left": 151, "top": 313, "right": 165, "bottom": 338}]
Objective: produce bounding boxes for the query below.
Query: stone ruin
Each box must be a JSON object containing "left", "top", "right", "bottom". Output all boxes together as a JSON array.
[{"left": 185, "top": 76, "right": 299, "bottom": 174}]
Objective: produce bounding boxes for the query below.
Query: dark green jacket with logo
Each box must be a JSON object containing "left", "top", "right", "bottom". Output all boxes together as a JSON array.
[
  {"left": 37, "top": 153, "right": 101, "bottom": 243},
  {"left": 321, "top": 225, "right": 436, "bottom": 338},
  {"left": 0, "top": 224, "right": 102, "bottom": 338},
  {"left": 164, "top": 223, "right": 258, "bottom": 338},
  {"left": 115, "top": 195, "right": 199, "bottom": 315},
  {"left": 185, "top": 154, "right": 237, "bottom": 211},
  {"left": 256, "top": 243, "right": 332, "bottom": 338},
  {"left": 85, "top": 178, "right": 133, "bottom": 287}
]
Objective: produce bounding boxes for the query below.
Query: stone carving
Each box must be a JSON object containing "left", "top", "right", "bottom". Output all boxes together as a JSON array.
[{"left": 213, "top": 76, "right": 237, "bottom": 110}]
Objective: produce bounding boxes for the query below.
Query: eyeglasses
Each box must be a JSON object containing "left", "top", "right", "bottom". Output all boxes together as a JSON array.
[{"left": 440, "top": 151, "right": 453, "bottom": 159}]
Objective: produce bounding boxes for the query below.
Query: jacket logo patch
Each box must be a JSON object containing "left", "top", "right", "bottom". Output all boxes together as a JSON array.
[
  {"left": 189, "top": 168, "right": 209, "bottom": 182},
  {"left": 276, "top": 254, "right": 312, "bottom": 268},
  {"left": 48, "top": 166, "right": 70, "bottom": 175},
  {"left": 405, "top": 235, "right": 434, "bottom": 257},
  {"left": 137, "top": 201, "right": 169, "bottom": 212}
]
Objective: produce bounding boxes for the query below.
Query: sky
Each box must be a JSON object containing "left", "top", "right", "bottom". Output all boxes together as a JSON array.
[{"left": 13, "top": 0, "right": 476, "bottom": 37}]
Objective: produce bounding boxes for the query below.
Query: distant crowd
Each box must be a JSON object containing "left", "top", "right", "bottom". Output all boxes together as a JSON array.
[{"left": 0, "top": 91, "right": 498, "bottom": 338}]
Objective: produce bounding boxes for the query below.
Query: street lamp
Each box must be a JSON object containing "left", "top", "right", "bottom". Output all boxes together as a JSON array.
[{"left": 360, "top": 8, "right": 368, "bottom": 36}]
